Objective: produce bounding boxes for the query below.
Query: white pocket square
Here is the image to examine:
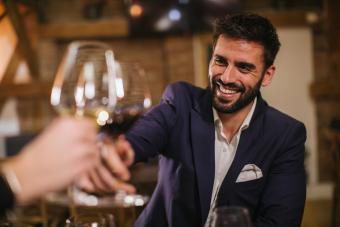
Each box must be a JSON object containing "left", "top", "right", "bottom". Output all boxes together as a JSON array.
[{"left": 236, "top": 164, "right": 263, "bottom": 183}]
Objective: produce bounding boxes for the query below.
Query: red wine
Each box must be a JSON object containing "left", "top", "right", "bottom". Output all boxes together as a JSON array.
[{"left": 100, "top": 112, "right": 142, "bottom": 137}]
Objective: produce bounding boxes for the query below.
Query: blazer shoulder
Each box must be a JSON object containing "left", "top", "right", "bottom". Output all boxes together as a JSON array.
[
  {"left": 265, "top": 103, "right": 303, "bottom": 124},
  {"left": 264, "top": 105, "right": 306, "bottom": 137},
  {"left": 162, "top": 81, "right": 205, "bottom": 106}
]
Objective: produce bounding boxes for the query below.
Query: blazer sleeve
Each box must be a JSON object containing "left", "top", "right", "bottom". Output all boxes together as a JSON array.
[
  {"left": 254, "top": 122, "right": 307, "bottom": 227},
  {"left": 126, "top": 84, "right": 179, "bottom": 162},
  {"left": 0, "top": 174, "right": 15, "bottom": 216}
]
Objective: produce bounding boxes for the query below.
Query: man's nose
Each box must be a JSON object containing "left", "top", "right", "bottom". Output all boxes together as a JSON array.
[{"left": 220, "top": 66, "right": 236, "bottom": 83}]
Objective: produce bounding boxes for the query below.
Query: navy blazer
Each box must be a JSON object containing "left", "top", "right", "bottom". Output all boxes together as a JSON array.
[{"left": 126, "top": 81, "right": 306, "bottom": 227}]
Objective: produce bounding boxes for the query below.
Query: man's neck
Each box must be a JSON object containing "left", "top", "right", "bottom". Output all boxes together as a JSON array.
[{"left": 217, "top": 100, "right": 255, "bottom": 143}]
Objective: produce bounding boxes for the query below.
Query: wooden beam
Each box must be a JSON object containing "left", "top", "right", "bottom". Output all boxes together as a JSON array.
[
  {"left": 325, "top": 0, "right": 340, "bottom": 75},
  {"left": 0, "top": 82, "right": 52, "bottom": 100},
  {"left": 4, "top": 0, "right": 40, "bottom": 79},
  {"left": 39, "top": 17, "right": 129, "bottom": 39},
  {"left": 1, "top": 44, "right": 22, "bottom": 85},
  {"left": 0, "top": 2, "right": 6, "bottom": 21}
]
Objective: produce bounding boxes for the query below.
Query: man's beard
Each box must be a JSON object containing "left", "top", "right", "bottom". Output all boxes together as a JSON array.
[{"left": 210, "top": 76, "right": 263, "bottom": 114}]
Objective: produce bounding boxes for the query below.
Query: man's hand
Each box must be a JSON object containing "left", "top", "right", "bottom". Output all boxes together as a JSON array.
[{"left": 76, "top": 135, "right": 136, "bottom": 194}]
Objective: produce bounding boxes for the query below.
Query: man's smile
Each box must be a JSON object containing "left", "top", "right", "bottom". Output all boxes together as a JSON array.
[{"left": 214, "top": 80, "right": 244, "bottom": 102}]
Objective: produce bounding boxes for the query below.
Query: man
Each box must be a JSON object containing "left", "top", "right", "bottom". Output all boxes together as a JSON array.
[{"left": 87, "top": 13, "right": 307, "bottom": 227}]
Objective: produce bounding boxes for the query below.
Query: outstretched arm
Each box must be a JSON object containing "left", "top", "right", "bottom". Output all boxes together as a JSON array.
[{"left": 1, "top": 117, "right": 100, "bottom": 204}]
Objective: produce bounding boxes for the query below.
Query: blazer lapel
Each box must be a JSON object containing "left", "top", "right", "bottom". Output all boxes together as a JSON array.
[
  {"left": 191, "top": 89, "right": 215, "bottom": 225},
  {"left": 217, "top": 95, "right": 267, "bottom": 205}
]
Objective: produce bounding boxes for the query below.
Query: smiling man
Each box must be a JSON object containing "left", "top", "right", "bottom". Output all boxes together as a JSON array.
[{"left": 89, "top": 13, "right": 307, "bottom": 227}]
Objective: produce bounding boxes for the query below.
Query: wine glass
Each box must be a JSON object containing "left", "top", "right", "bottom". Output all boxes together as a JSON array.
[
  {"left": 50, "top": 41, "right": 151, "bottom": 208},
  {"left": 50, "top": 41, "right": 117, "bottom": 123},
  {"left": 208, "top": 206, "right": 252, "bottom": 227},
  {"left": 91, "top": 61, "right": 152, "bottom": 209},
  {"left": 99, "top": 62, "right": 152, "bottom": 139}
]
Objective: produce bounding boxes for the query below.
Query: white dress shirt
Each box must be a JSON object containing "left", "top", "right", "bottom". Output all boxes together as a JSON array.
[{"left": 204, "top": 98, "right": 257, "bottom": 226}]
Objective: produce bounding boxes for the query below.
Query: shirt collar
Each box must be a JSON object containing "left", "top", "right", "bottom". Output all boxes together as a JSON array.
[{"left": 213, "top": 97, "right": 257, "bottom": 132}]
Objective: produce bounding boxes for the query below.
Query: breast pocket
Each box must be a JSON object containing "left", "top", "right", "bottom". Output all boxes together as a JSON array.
[
  {"left": 235, "top": 177, "right": 264, "bottom": 192},
  {"left": 231, "top": 177, "right": 265, "bottom": 210}
]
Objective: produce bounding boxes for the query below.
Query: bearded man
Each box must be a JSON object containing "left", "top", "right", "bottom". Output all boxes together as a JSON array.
[{"left": 86, "top": 13, "right": 307, "bottom": 227}]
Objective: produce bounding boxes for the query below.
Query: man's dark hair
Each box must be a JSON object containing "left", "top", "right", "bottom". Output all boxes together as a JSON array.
[{"left": 212, "top": 13, "right": 281, "bottom": 69}]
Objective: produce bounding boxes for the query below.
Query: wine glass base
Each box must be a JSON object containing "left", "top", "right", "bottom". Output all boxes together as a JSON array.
[{"left": 45, "top": 189, "right": 149, "bottom": 208}]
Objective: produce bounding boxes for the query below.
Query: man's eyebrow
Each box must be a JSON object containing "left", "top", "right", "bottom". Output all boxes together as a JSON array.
[
  {"left": 235, "top": 62, "right": 256, "bottom": 70},
  {"left": 213, "top": 54, "right": 227, "bottom": 62},
  {"left": 214, "top": 54, "right": 225, "bottom": 59}
]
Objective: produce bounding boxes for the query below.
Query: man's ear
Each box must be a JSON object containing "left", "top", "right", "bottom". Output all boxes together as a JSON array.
[{"left": 261, "top": 65, "right": 275, "bottom": 87}]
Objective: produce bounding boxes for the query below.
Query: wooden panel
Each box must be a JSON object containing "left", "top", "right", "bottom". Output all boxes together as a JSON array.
[
  {"left": 302, "top": 199, "right": 332, "bottom": 227},
  {"left": 39, "top": 17, "right": 129, "bottom": 39},
  {"left": 164, "top": 36, "right": 195, "bottom": 85},
  {"left": 325, "top": 0, "right": 340, "bottom": 78},
  {"left": 17, "top": 97, "right": 55, "bottom": 132},
  {"left": 259, "top": 10, "right": 320, "bottom": 27},
  {"left": 43, "top": 0, "right": 125, "bottom": 22},
  {"left": 310, "top": 80, "right": 340, "bottom": 100},
  {"left": 106, "top": 39, "right": 166, "bottom": 104},
  {"left": 193, "top": 33, "right": 212, "bottom": 88}
]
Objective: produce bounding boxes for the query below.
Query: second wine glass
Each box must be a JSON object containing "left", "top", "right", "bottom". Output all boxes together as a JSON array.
[
  {"left": 100, "top": 62, "right": 152, "bottom": 138},
  {"left": 208, "top": 206, "right": 252, "bottom": 227}
]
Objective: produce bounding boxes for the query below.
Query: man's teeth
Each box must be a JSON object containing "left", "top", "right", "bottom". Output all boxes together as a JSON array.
[{"left": 219, "top": 86, "right": 237, "bottom": 94}]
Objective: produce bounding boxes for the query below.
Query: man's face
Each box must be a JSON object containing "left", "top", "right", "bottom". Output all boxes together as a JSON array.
[{"left": 209, "top": 35, "right": 272, "bottom": 114}]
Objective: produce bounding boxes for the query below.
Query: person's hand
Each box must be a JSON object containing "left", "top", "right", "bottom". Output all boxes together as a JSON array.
[
  {"left": 76, "top": 135, "right": 136, "bottom": 194},
  {"left": 2, "top": 117, "right": 100, "bottom": 203}
]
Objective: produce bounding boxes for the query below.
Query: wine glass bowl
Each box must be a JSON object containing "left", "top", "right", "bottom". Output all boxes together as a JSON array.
[
  {"left": 50, "top": 41, "right": 117, "bottom": 125},
  {"left": 209, "top": 206, "right": 252, "bottom": 227},
  {"left": 100, "top": 62, "right": 152, "bottom": 138}
]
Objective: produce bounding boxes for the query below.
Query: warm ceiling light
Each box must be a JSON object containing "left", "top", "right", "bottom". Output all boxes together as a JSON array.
[{"left": 130, "top": 4, "right": 143, "bottom": 18}]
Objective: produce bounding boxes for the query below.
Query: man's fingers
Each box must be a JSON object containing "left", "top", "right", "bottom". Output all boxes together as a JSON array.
[
  {"left": 96, "top": 164, "right": 136, "bottom": 193},
  {"left": 95, "top": 164, "right": 118, "bottom": 192},
  {"left": 113, "top": 180, "right": 136, "bottom": 194},
  {"left": 116, "top": 136, "right": 135, "bottom": 166},
  {"left": 102, "top": 144, "right": 131, "bottom": 181},
  {"left": 76, "top": 167, "right": 136, "bottom": 194},
  {"left": 76, "top": 175, "right": 95, "bottom": 192},
  {"left": 78, "top": 137, "right": 135, "bottom": 194},
  {"left": 89, "top": 168, "right": 107, "bottom": 192}
]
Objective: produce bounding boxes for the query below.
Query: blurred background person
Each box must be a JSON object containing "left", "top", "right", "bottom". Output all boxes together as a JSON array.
[{"left": 0, "top": 117, "right": 100, "bottom": 215}]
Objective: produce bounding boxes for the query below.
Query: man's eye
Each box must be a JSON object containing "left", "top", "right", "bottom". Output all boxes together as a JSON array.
[
  {"left": 214, "top": 57, "right": 226, "bottom": 66},
  {"left": 239, "top": 66, "right": 251, "bottom": 73}
]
